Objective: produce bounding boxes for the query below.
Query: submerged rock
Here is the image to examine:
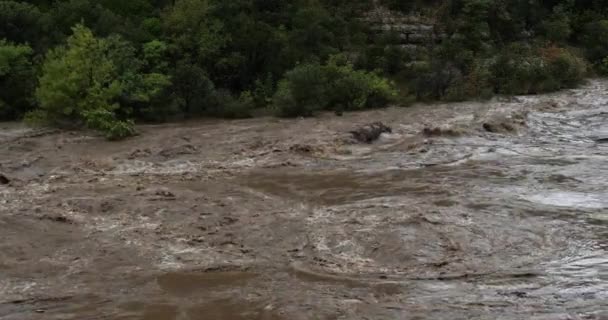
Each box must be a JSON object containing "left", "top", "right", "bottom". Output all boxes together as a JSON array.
[
  {"left": 290, "top": 144, "right": 315, "bottom": 154},
  {"left": 482, "top": 111, "right": 528, "bottom": 134},
  {"left": 422, "top": 126, "right": 462, "bottom": 137},
  {"left": 158, "top": 144, "right": 198, "bottom": 158},
  {"left": 483, "top": 121, "right": 516, "bottom": 133},
  {"left": 0, "top": 173, "right": 9, "bottom": 185},
  {"left": 349, "top": 122, "right": 392, "bottom": 143}
]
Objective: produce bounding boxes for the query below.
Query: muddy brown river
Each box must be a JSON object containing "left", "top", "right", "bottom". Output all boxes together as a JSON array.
[{"left": 1, "top": 81, "right": 607, "bottom": 319}]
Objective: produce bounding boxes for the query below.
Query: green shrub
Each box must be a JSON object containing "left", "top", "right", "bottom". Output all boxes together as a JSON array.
[
  {"left": 580, "top": 20, "right": 608, "bottom": 63},
  {"left": 272, "top": 62, "right": 328, "bottom": 117},
  {"left": 540, "top": 5, "right": 572, "bottom": 43},
  {"left": 490, "top": 45, "right": 586, "bottom": 95},
  {"left": 272, "top": 79, "right": 301, "bottom": 117},
  {"left": 0, "top": 40, "right": 35, "bottom": 120},
  {"left": 463, "top": 60, "right": 494, "bottom": 100},
  {"left": 598, "top": 57, "right": 608, "bottom": 75},
  {"left": 543, "top": 46, "right": 587, "bottom": 87},
  {"left": 325, "top": 55, "right": 397, "bottom": 110},
  {"left": 170, "top": 60, "right": 217, "bottom": 116},
  {"left": 83, "top": 109, "right": 136, "bottom": 140},
  {"left": 410, "top": 60, "right": 463, "bottom": 100},
  {"left": 207, "top": 89, "right": 254, "bottom": 119},
  {"left": 272, "top": 56, "right": 397, "bottom": 117},
  {"left": 252, "top": 74, "right": 274, "bottom": 108},
  {"left": 492, "top": 53, "right": 548, "bottom": 94}
]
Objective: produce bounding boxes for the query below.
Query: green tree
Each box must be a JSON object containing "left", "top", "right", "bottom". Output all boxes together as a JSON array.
[
  {"left": 456, "top": 0, "right": 493, "bottom": 53},
  {"left": 31, "top": 25, "right": 169, "bottom": 139},
  {"left": 169, "top": 59, "right": 216, "bottom": 116},
  {"left": 32, "top": 25, "right": 130, "bottom": 138},
  {"left": 163, "top": 0, "right": 225, "bottom": 60},
  {"left": 0, "top": 1, "right": 43, "bottom": 43},
  {"left": 580, "top": 20, "right": 608, "bottom": 64},
  {"left": 0, "top": 1, "right": 44, "bottom": 48},
  {"left": 47, "top": 0, "right": 124, "bottom": 41},
  {"left": 0, "top": 40, "right": 35, "bottom": 120},
  {"left": 273, "top": 62, "right": 328, "bottom": 117},
  {"left": 541, "top": 5, "right": 573, "bottom": 43}
]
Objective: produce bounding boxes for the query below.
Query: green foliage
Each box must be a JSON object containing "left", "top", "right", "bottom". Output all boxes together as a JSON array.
[
  {"left": 33, "top": 25, "right": 124, "bottom": 128},
  {"left": 169, "top": 59, "right": 216, "bottom": 116},
  {"left": 252, "top": 74, "right": 275, "bottom": 108},
  {"left": 543, "top": 46, "right": 587, "bottom": 87},
  {"left": 0, "top": 1, "right": 44, "bottom": 47},
  {"left": 207, "top": 90, "right": 254, "bottom": 119},
  {"left": 580, "top": 20, "right": 608, "bottom": 64},
  {"left": 47, "top": 0, "right": 124, "bottom": 40},
  {"left": 0, "top": 0, "right": 606, "bottom": 133},
  {"left": 163, "top": 0, "right": 225, "bottom": 59},
  {"left": 541, "top": 5, "right": 572, "bottom": 43},
  {"left": 273, "top": 56, "right": 397, "bottom": 117},
  {"left": 31, "top": 25, "right": 169, "bottom": 139},
  {"left": 410, "top": 59, "right": 463, "bottom": 100},
  {"left": 598, "top": 57, "right": 608, "bottom": 75},
  {"left": 445, "top": 60, "right": 494, "bottom": 101},
  {"left": 285, "top": 5, "right": 340, "bottom": 63},
  {"left": 381, "top": 0, "right": 440, "bottom": 13},
  {"left": 491, "top": 44, "right": 586, "bottom": 95},
  {"left": 457, "top": 0, "right": 493, "bottom": 52},
  {"left": 83, "top": 108, "right": 135, "bottom": 140},
  {"left": 325, "top": 55, "right": 397, "bottom": 110},
  {"left": 273, "top": 62, "right": 328, "bottom": 117},
  {"left": 0, "top": 40, "right": 35, "bottom": 120}
]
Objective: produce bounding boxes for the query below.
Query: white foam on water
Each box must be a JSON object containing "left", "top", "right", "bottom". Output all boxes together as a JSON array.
[{"left": 525, "top": 191, "right": 607, "bottom": 209}]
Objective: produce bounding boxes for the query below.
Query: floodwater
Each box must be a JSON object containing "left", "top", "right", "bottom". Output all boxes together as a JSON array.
[{"left": 0, "top": 81, "right": 607, "bottom": 319}]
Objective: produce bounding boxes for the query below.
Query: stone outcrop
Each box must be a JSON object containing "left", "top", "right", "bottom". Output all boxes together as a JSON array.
[{"left": 362, "top": 5, "right": 442, "bottom": 47}]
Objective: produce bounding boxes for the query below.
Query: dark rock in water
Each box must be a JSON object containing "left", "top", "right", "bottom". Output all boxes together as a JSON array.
[
  {"left": 290, "top": 144, "right": 315, "bottom": 154},
  {"left": 595, "top": 137, "right": 608, "bottom": 143},
  {"left": 350, "top": 122, "right": 392, "bottom": 143},
  {"left": 0, "top": 174, "right": 9, "bottom": 185},
  {"left": 482, "top": 123, "right": 496, "bottom": 132},
  {"left": 40, "top": 214, "right": 73, "bottom": 224},
  {"left": 158, "top": 144, "right": 197, "bottom": 158},
  {"left": 483, "top": 122, "right": 515, "bottom": 133},
  {"left": 334, "top": 105, "right": 344, "bottom": 117},
  {"left": 422, "top": 126, "right": 461, "bottom": 137}
]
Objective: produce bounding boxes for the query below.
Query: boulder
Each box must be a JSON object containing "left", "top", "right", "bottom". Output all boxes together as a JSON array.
[
  {"left": 349, "top": 122, "right": 392, "bottom": 143},
  {"left": 0, "top": 174, "right": 9, "bottom": 185}
]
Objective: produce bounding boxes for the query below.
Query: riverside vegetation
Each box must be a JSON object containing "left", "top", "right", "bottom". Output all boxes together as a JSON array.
[{"left": 0, "top": 0, "right": 606, "bottom": 139}]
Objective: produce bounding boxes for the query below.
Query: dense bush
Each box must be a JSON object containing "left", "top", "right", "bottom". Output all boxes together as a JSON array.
[
  {"left": 0, "top": 40, "right": 35, "bottom": 120},
  {"left": 491, "top": 45, "right": 587, "bottom": 95},
  {"left": 580, "top": 20, "right": 608, "bottom": 63},
  {"left": 207, "top": 90, "right": 254, "bottom": 119},
  {"left": 273, "top": 56, "right": 397, "bottom": 117},
  {"left": 273, "top": 62, "right": 329, "bottom": 117}
]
